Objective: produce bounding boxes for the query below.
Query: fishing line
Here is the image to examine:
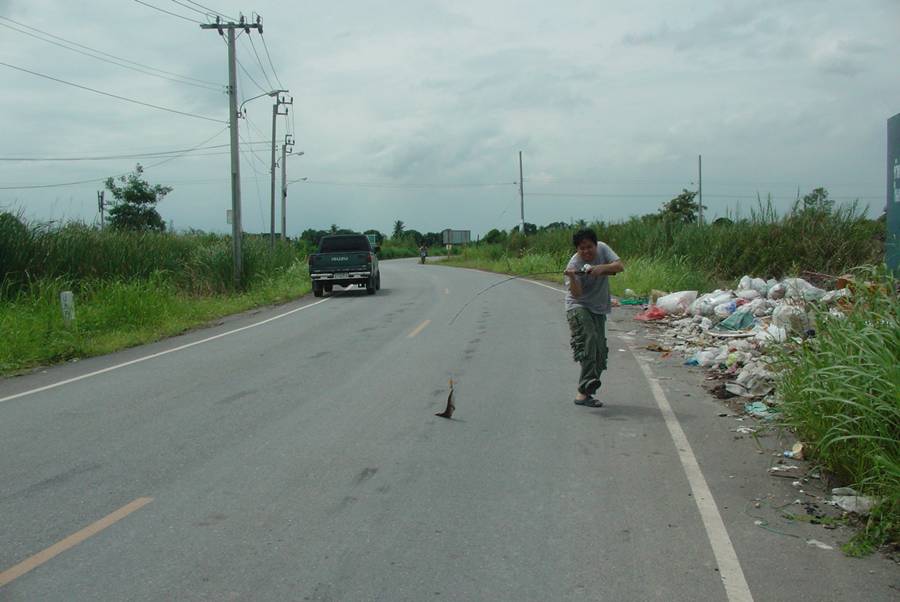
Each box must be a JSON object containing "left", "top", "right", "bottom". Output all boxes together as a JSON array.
[
  {"left": 448, "top": 269, "right": 569, "bottom": 325},
  {"left": 447, "top": 264, "right": 616, "bottom": 325}
]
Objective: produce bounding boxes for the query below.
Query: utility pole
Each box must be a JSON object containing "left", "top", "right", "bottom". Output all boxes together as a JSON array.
[
  {"left": 201, "top": 16, "right": 263, "bottom": 288},
  {"left": 281, "top": 134, "right": 292, "bottom": 240},
  {"left": 518, "top": 151, "right": 525, "bottom": 235},
  {"left": 698, "top": 154, "right": 703, "bottom": 226},
  {"left": 269, "top": 91, "right": 290, "bottom": 249},
  {"left": 97, "top": 190, "right": 105, "bottom": 229}
]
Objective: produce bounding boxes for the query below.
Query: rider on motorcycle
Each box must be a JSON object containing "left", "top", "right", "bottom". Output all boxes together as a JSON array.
[{"left": 419, "top": 244, "right": 428, "bottom": 264}]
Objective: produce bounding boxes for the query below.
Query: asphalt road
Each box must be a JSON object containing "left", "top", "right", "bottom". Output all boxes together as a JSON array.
[{"left": 0, "top": 258, "right": 896, "bottom": 601}]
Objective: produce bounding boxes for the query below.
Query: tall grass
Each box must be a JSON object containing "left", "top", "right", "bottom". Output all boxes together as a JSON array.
[
  {"left": 467, "top": 199, "right": 883, "bottom": 281},
  {"left": 0, "top": 262, "right": 311, "bottom": 374},
  {"left": 774, "top": 268, "right": 899, "bottom": 553},
  {"left": 0, "top": 215, "right": 299, "bottom": 298},
  {"left": 442, "top": 248, "right": 717, "bottom": 295}
]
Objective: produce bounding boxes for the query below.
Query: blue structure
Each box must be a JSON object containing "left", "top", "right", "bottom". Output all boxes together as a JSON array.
[{"left": 888, "top": 113, "right": 900, "bottom": 274}]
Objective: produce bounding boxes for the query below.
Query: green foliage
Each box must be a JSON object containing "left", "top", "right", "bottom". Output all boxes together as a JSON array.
[
  {"left": 392, "top": 219, "right": 405, "bottom": 239},
  {"left": 0, "top": 217, "right": 300, "bottom": 299},
  {"left": 105, "top": 164, "right": 171, "bottom": 232},
  {"left": 774, "top": 267, "right": 899, "bottom": 553},
  {"left": 0, "top": 261, "right": 311, "bottom": 375},
  {"left": 659, "top": 188, "right": 705, "bottom": 224},
  {"left": 468, "top": 192, "right": 882, "bottom": 280}
]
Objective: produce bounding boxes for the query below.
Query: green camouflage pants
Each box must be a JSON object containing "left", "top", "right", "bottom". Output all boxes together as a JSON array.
[{"left": 566, "top": 307, "right": 608, "bottom": 396}]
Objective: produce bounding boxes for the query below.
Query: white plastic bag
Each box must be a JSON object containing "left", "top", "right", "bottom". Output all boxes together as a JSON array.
[
  {"left": 772, "top": 304, "right": 811, "bottom": 333},
  {"left": 782, "top": 278, "right": 826, "bottom": 301},
  {"left": 738, "top": 275, "right": 753, "bottom": 291},
  {"left": 767, "top": 283, "right": 786, "bottom": 300},
  {"left": 714, "top": 300, "right": 737, "bottom": 319},
  {"left": 737, "top": 289, "right": 761, "bottom": 301},
  {"left": 656, "top": 290, "right": 698, "bottom": 315}
]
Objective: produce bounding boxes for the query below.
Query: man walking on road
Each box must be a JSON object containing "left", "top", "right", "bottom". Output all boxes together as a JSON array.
[{"left": 563, "top": 229, "right": 624, "bottom": 407}]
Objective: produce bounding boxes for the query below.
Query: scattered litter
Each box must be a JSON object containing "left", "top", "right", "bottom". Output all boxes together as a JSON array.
[
  {"left": 635, "top": 306, "right": 668, "bottom": 321},
  {"left": 744, "top": 401, "right": 775, "bottom": 419},
  {"left": 831, "top": 494, "right": 876, "bottom": 515},
  {"left": 645, "top": 343, "right": 671, "bottom": 353},
  {"left": 733, "top": 426, "right": 757, "bottom": 435},
  {"left": 806, "top": 539, "right": 834, "bottom": 551},
  {"left": 782, "top": 442, "right": 805, "bottom": 460}
]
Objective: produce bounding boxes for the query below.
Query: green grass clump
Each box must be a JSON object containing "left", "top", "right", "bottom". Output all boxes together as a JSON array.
[
  {"left": 0, "top": 261, "right": 311, "bottom": 375},
  {"left": 775, "top": 267, "right": 899, "bottom": 553},
  {"left": 441, "top": 248, "right": 717, "bottom": 296}
]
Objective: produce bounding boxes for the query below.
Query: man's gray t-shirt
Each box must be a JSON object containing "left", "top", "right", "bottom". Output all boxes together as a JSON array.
[{"left": 564, "top": 242, "right": 620, "bottom": 314}]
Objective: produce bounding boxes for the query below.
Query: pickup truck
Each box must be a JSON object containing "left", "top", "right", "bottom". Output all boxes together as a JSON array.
[{"left": 308, "top": 234, "right": 381, "bottom": 297}]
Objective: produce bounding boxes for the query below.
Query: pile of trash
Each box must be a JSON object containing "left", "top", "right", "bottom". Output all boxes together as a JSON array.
[{"left": 633, "top": 274, "right": 856, "bottom": 417}]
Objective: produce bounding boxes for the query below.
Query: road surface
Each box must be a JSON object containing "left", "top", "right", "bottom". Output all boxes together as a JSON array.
[{"left": 0, "top": 258, "right": 896, "bottom": 600}]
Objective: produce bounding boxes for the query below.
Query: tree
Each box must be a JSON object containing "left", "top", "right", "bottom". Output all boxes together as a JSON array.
[
  {"left": 363, "top": 229, "right": 385, "bottom": 244},
  {"left": 392, "top": 220, "right": 405, "bottom": 239},
  {"left": 796, "top": 187, "right": 834, "bottom": 215},
  {"left": 483, "top": 228, "right": 506, "bottom": 244},
  {"left": 105, "top": 164, "right": 171, "bottom": 232},
  {"left": 659, "top": 189, "right": 705, "bottom": 224}
]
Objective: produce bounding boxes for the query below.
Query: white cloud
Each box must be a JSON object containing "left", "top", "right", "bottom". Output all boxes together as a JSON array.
[{"left": 1, "top": 0, "right": 897, "bottom": 236}]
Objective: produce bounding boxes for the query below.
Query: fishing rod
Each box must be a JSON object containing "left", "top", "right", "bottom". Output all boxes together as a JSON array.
[{"left": 447, "top": 264, "right": 599, "bottom": 325}]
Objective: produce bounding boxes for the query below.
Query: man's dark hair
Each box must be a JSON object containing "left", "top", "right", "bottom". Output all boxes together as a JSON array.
[{"left": 572, "top": 228, "right": 598, "bottom": 248}]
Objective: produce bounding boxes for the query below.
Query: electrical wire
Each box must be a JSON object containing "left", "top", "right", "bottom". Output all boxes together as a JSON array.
[
  {"left": 259, "top": 33, "right": 284, "bottom": 89},
  {"left": 247, "top": 35, "right": 275, "bottom": 90},
  {"left": 168, "top": 0, "right": 216, "bottom": 19},
  {"left": 132, "top": 0, "right": 204, "bottom": 24},
  {"left": 0, "top": 18, "right": 221, "bottom": 90},
  {"left": 301, "top": 179, "right": 516, "bottom": 190},
  {"left": 525, "top": 191, "right": 882, "bottom": 201},
  {"left": 0, "top": 61, "right": 224, "bottom": 123},
  {"left": 183, "top": 0, "right": 235, "bottom": 21},
  {"left": 0, "top": 126, "right": 229, "bottom": 190}
]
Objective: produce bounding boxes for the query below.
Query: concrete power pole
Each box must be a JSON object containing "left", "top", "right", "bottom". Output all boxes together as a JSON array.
[
  {"left": 281, "top": 134, "right": 293, "bottom": 240},
  {"left": 201, "top": 16, "right": 263, "bottom": 288},
  {"left": 97, "top": 190, "right": 105, "bottom": 229},
  {"left": 269, "top": 92, "right": 290, "bottom": 249},
  {"left": 518, "top": 151, "right": 525, "bottom": 235},
  {"left": 698, "top": 154, "right": 703, "bottom": 226}
]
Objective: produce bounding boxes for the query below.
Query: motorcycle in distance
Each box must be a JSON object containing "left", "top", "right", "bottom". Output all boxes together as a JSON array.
[{"left": 419, "top": 245, "right": 427, "bottom": 264}]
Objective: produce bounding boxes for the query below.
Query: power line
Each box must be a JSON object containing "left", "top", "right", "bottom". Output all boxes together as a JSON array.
[
  {"left": 0, "top": 61, "right": 224, "bottom": 123},
  {"left": 132, "top": 0, "right": 204, "bottom": 24},
  {"left": 221, "top": 36, "right": 268, "bottom": 95},
  {"left": 259, "top": 33, "right": 284, "bottom": 89},
  {"left": 524, "top": 191, "right": 883, "bottom": 200},
  {"left": 183, "top": 0, "right": 235, "bottom": 21},
  {"left": 0, "top": 17, "right": 221, "bottom": 90},
  {"left": 0, "top": 127, "right": 229, "bottom": 190},
  {"left": 168, "top": 0, "right": 216, "bottom": 19},
  {"left": 247, "top": 35, "right": 275, "bottom": 90},
  {"left": 302, "top": 179, "right": 516, "bottom": 190}
]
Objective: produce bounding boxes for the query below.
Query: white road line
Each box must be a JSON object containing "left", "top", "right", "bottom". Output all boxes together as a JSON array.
[
  {"left": 518, "top": 277, "right": 565, "bottom": 293},
  {"left": 632, "top": 353, "right": 754, "bottom": 602},
  {"left": 0, "top": 298, "right": 330, "bottom": 405},
  {"left": 525, "top": 275, "right": 753, "bottom": 601}
]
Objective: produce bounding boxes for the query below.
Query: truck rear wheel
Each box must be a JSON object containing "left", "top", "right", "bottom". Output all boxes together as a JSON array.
[
  {"left": 313, "top": 282, "right": 323, "bottom": 297},
  {"left": 375, "top": 273, "right": 381, "bottom": 290},
  {"left": 366, "top": 276, "right": 376, "bottom": 295}
]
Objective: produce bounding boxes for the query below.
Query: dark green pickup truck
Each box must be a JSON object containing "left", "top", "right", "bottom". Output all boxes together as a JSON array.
[{"left": 308, "top": 234, "right": 381, "bottom": 297}]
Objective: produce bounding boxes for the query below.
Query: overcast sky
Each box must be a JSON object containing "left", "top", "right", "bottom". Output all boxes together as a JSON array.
[{"left": 1, "top": 0, "right": 898, "bottom": 238}]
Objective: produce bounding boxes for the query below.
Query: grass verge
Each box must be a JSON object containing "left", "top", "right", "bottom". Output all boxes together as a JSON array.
[
  {"left": 441, "top": 250, "right": 718, "bottom": 296},
  {"left": 774, "top": 267, "right": 899, "bottom": 555},
  {"left": 0, "top": 261, "right": 311, "bottom": 376}
]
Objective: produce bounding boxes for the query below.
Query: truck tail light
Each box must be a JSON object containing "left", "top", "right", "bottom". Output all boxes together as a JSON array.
[
  {"left": 308, "top": 255, "right": 313, "bottom": 267},
  {"left": 366, "top": 253, "right": 373, "bottom": 264}
]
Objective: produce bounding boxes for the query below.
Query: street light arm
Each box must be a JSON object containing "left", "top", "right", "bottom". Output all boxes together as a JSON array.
[{"left": 239, "top": 89, "right": 289, "bottom": 115}]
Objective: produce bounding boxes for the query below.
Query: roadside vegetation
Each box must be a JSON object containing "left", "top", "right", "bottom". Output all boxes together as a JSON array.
[
  {"left": 0, "top": 212, "right": 309, "bottom": 375},
  {"left": 441, "top": 187, "right": 896, "bottom": 555},
  {"left": 774, "top": 269, "right": 899, "bottom": 555}
]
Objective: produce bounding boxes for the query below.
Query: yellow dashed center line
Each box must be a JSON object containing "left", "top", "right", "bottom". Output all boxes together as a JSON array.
[
  {"left": 0, "top": 497, "right": 154, "bottom": 588},
  {"left": 407, "top": 319, "right": 431, "bottom": 338}
]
